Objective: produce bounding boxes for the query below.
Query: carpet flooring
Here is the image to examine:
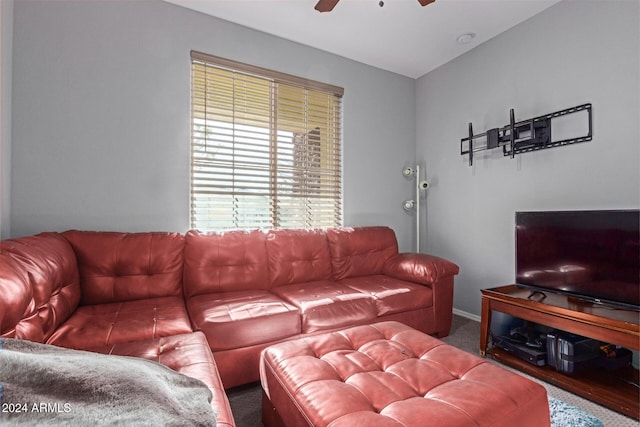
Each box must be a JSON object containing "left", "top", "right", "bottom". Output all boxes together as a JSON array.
[{"left": 226, "top": 315, "right": 638, "bottom": 426}]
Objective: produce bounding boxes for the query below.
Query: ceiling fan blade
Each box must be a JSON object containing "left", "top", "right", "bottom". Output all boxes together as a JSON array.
[
  {"left": 417, "top": 0, "right": 436, "bottom": 6},
  {"left": 315, "top": 0, "right": 340, "bottom": 12}
]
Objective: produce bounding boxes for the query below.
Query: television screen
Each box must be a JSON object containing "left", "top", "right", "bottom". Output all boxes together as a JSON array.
[{"left": 516, "top": 210, "right": 640, "bottom": 310}]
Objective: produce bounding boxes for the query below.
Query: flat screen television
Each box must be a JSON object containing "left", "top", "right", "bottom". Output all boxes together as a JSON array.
[{"left": 515, "top": 209, "right": 640, "bottom": 311}]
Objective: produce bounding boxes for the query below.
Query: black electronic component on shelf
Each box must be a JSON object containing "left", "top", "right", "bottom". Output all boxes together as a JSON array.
[
  {"left": 461, "top": 103, "right": 592, "bottom": 166},
  {"left": 492, "top": 335, "right": 547, "bottom": 367}
]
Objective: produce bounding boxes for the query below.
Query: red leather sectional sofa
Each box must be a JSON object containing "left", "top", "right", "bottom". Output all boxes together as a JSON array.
[{"left": 0, "top": 226, "right": 459, "bottom": 426}]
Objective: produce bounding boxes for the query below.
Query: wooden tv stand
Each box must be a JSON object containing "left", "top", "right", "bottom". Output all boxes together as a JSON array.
[{"left": 480, "top": 285, "right": 640, "bottom": 419}]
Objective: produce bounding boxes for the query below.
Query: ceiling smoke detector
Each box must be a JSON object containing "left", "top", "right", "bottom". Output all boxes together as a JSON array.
[{"left": 456, "top": 32, "right": 476, "bottom": 45}]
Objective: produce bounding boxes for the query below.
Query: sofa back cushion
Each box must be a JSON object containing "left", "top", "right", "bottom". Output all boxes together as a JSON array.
[
  {"left": 183, "top": 230, "right": 269, "bottom": 297},
  {"left": 326, "top": 226, "right": 399, "bottom": 280},
  {"left": 0, "top": 233, "right": 80, "bottom": 342},
  {"left": 266, "top": 229, "right": 332, "bottom": 288},
  {"left": 63, "top": 231, "right": 184, "bottom": 305}
]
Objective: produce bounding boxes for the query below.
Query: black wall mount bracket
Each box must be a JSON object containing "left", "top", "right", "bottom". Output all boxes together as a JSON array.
[{"left": 460, "top": 103, "right": 592, "bottom": 166}]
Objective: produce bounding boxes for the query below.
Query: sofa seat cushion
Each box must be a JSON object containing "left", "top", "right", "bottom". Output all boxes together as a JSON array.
[
  {"left": 271, "top": 281, "right": 377, "bottom": 333},
  {"left": 339, "top": 275, "right": 433, "bottom": 316},
  {"left": 46, "top": 296, "right": 192, "bottom": 350},
  {"left": 187, "top": 290, "right": 301, "bottom": 351},
  {"left": 88, "top": 331, "right": 235, "bottom": 427}
]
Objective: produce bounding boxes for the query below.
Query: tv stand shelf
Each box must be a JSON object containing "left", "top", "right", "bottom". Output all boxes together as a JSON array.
[{"left": 480, "top": 285, "right": 640, "bottom": 419}]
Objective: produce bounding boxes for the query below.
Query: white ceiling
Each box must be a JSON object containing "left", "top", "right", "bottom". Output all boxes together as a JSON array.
[{"left": 165, "top": 0, "right": 561, "bottom": 79}]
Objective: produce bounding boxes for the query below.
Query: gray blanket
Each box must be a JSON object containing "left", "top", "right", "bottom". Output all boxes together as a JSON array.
[{"left": 0, "top": 338, "right": 217, "bottom": 426}]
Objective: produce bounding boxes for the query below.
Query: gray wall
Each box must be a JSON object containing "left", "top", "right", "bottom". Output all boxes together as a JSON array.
[
  {"left": 416, "top": 0, "right": 640, "bottom": 317},
  {"left": 10, "top": 0, "right": 639, "bottom": 315},
  {"left": 1, "top": 0, "right": 12, "bottom": 239},
  {"left": 10, "top": 0, "right": 417, "bottom": 249}
]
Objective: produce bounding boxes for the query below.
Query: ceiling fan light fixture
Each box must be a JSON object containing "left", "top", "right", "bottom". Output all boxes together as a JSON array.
[
  {"left": 316, "top": 0, "right": 436, "bottom": 12},
  {"left": 315, "top": 0, "right": 340, "bottom": 13},
  {"left": 456, "top": 32, "right": 476, "bottom": 45}
]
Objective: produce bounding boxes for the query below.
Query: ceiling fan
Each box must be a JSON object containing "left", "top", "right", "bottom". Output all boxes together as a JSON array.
[{"left": 315, "top": 0, "right": 436, "bottom": 13}]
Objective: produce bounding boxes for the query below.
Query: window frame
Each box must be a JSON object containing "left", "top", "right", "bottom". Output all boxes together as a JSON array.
[{"left": 190, "top": 51, "right": 344, "bottom": 231}]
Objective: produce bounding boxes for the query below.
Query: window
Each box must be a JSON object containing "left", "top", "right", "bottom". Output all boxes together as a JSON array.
[{"left": 190, "top": 51, "right": 343, "bottom": 231}]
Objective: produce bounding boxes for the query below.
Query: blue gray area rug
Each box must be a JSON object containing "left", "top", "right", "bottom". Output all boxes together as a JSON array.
[{"left": 549, "top": 397, "right": 604, "bottom": 427}]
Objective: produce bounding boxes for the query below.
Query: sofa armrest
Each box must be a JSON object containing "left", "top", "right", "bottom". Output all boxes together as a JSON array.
[
  {"left": 383, "top": 253, "right": 459, "bottom": 286},
  {"left": 384, "top": 253, "right": 459, "bottom": 338}
]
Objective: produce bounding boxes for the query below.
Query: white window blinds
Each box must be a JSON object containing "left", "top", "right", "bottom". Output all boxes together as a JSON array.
[{"left": 190, "top": 51, "right": 343, "bottom": 231}]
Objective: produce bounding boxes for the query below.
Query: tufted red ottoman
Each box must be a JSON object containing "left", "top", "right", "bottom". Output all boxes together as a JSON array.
[{"left": 260, "top": 321, "right": 550, "bottom": 427}]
